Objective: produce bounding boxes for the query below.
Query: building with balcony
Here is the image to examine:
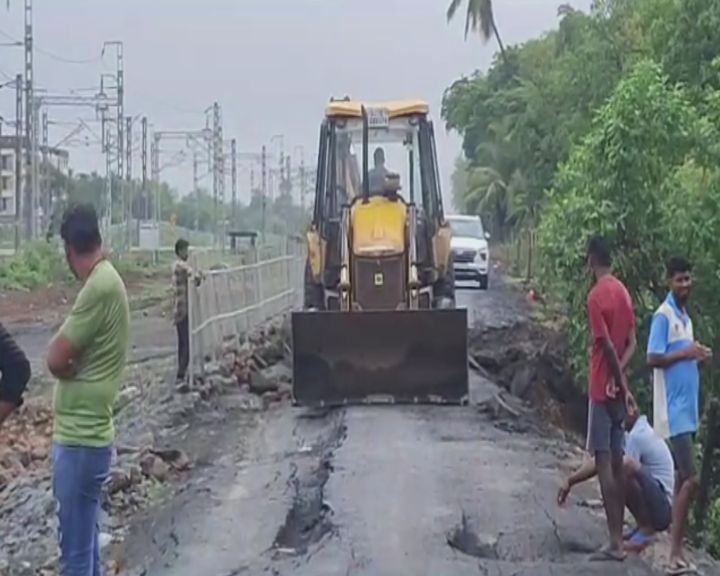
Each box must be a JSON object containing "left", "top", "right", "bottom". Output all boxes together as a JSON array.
[{"left": 0, "top": 135, "right": 69, "bottom": 218}]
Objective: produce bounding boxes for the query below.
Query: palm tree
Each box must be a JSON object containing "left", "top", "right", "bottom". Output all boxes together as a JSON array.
[{"left": 446, "top": 0, "right": 506, "bottom": 58}]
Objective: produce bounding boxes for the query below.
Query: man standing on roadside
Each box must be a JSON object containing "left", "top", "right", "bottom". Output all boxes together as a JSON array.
[
  {"left": 46, "top": 204, "right": 129, "bottom": 576},
  {"left": 0, "top": 322, "right": 31, "bottom": 428},
  {"left": 648, "top": 256, "right": 710, "bottom": 576},
  {"left": 172, "top": 238, "right": 200, "bottom": 392},
  {"left": 584, "top": 235, "right": 637, "bottom": 562}
]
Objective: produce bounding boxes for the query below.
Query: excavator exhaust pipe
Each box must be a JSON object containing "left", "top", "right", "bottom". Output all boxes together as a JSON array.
[{"left": 291, "top": 309, "right": 469, "bottom": 407}]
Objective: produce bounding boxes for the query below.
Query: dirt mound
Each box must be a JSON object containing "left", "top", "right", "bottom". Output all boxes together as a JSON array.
[
  {"left": 469, "top": 320, "right": 588, "bottom": 436},
  {"left": 0, "top": 401, "right": 52, "bottom": 492}
]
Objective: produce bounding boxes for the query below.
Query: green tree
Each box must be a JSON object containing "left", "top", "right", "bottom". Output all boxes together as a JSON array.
[{"left": 446, "top": 0, "right": 506, "bottom": 58}]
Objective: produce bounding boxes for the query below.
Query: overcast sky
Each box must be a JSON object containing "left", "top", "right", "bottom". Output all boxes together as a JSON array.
[{"left": 0, "top": 0, "right": 591, "bottom": 208}]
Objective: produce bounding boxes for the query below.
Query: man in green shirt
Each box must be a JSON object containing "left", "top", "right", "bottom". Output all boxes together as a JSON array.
[{"left": 47, "top": 204, "right": 129, "bottom": 576}]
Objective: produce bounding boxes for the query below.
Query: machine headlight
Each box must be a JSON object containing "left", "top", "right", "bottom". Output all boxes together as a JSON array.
[{"left": 474, "top": 250, "right": 488, "bottom": 263}]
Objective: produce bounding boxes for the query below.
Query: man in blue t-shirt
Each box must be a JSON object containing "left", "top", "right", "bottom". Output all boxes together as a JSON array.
[
  {"left": 647, "top": 256, "right": 711, "bottom": 574},
  {"left": 558, "top": 407, "right": 674, "bottom": 553}
]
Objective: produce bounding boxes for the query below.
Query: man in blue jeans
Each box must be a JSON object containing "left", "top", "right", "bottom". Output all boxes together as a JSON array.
[{"left": 47, "top": 204, "right": 130, "bottom": 576}]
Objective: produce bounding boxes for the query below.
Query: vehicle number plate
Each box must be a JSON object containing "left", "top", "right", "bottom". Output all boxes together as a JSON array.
[{"left": 367, "top": 107, "right": 389, "bottom": 128}]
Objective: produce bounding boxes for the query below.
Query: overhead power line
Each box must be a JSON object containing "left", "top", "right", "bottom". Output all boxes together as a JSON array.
[{"left": 0, "top": 25, "right": 100, "bottom": 64}]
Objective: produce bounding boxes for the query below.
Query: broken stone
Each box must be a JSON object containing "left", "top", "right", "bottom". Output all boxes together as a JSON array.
[
  {"left": 477, "top": 392, "right": 521, "bottom": 420},
  {"left": 151, "top": 449, "right": 192, "bottom": 472},
  {"left": 140, "top": 454, "right": 170, "bottom": 482},
  {"left": 249, "top": 371, "right": 278, "bottom": 395},
  {"left": 510, "top": 364, "right": 534, "bottom": 399},
  {"left": 262, "top": 390, "right": 283, "bottom": 409},
  {"left": 107, "top": 469, "right": 133, "bottom": 495}
]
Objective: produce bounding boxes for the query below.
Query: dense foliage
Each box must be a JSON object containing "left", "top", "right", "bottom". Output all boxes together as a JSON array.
[
  {"left": 444, "top": 0, "right": 720, "bottom": 549},
  {"left": 45, "top": 170, "right": 309, "bottom": 240}
]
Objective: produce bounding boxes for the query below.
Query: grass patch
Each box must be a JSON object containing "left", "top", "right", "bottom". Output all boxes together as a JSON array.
[{"left": 0, "top": 241, "right": 71, "bottom": 291}]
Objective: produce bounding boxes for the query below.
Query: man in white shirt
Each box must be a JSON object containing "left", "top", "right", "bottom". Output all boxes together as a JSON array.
[{"left": 558, "top": 407, "right": 674, "bottom": 552}]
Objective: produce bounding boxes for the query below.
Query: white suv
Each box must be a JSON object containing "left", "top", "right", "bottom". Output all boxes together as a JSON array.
[{"left": 447, "top": 214, "right": 490, "bottom": 290}]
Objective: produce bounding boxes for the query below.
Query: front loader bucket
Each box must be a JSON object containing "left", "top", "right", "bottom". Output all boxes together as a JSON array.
[{"left": 291, "top": 309, "right": 468, "bottom": 407}]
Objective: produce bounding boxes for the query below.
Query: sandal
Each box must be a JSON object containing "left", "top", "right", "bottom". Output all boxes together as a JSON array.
[
  {"left": 624, "top": 531, "right": 654, "bottom": 553},
  {"left": 589, "top": 547, "right": 626, "bottom": 562},
  {"left": 667, "top": 559, "right": 698, "bottom": 575},
  {"left": 623, "top": 527, "right": 639, "bottom": 541}
]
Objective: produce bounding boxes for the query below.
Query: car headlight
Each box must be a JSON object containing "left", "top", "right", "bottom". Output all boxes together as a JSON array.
[{"left": 474, "top": 250, "right": 488, "bottom": 263}]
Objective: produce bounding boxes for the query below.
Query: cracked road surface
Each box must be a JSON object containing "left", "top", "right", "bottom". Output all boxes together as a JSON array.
[{"left": 122, "top": 278, "right": 662, "bottom": 576}]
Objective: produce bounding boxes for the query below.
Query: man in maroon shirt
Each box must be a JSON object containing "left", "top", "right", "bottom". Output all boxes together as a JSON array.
[{"left": 585, "top": 236, "right": 637, "bottom": 562}]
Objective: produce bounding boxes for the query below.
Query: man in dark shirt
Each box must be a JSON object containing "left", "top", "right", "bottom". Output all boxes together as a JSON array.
[{"left": 0, "top": 322, "right": 31, "bottom": 427}]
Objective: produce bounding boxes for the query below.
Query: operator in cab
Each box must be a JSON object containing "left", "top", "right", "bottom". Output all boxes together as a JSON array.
[{"left": 367, "top": 147, "right": 395, "bottom": 196}]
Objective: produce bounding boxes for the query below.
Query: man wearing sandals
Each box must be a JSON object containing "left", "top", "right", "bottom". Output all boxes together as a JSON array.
[
  {"left": 582, "top": 236, "right": 637, "bottom": 562},
  {"left": 558, "top": 407, "right": 674, "bottom": 553},
  {"left": 648, "top": 256, "right": 710, "bottom": 575}
]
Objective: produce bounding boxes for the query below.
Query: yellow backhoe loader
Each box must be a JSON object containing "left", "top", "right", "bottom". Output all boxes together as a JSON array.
[{"left": 291, "top": 98, "right": 468, "bottom": 406}]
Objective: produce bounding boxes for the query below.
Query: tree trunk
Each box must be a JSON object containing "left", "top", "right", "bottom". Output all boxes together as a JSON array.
[
  {"left": 491, "top": 19, "right": 507, "bottom": 61},
  {"left": 526, "top": 229, "right": 533, "bottom": 283}
]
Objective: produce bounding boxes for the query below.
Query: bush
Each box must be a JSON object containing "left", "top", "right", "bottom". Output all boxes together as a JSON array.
[{"left": 0, "top": 241, "right": 71, "bottom": 291}]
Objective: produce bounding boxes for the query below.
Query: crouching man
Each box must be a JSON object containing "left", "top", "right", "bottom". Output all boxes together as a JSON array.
[{"left": 558, "top": 406, "right": 674, "bottom": 552}]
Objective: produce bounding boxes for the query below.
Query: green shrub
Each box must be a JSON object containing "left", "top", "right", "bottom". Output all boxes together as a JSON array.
[{"left": 0, "top": 241, "right": 71, "bottom": 291}]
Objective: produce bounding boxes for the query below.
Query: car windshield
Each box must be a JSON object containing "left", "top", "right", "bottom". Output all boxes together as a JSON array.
[{"left": 449, "top": 218, "right": 484, "bottom": 239}]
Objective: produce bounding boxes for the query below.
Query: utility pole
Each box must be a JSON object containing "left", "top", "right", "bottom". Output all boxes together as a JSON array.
[
  {"left": 152, "top": 132, "right": 160, "bottom": 224},
  {"left": 23, "top": 0, "right": 34, "bottom": 239},
  {"left": 125, "top": 116, "right": 132, "bottom": 249},
  {"left": 231, "top": 138, "right": 237, "bottom": 228},
  {"left": 14, "top": 74, "right": 22, "bottom": 250},
  {"left": 285, "top": 155, "right": 292, "bottom": 197},
  {"left": 300, "top": 156, "right": 306, "bottom": 210},
  {"left": 261, "top": 144, "right": 267, "bottom": 239},
  {"left": 116, "top": 46, "right": 124, "bottom": 244},
  {"left": 141, "top": 117, "right": 148, "bottom": 220},
  {"left": 192, "top": 151, "right": 199, "bottom": 231},
  {"left": 100, "top": 107, "right": 112, "bottom": 241},
  {"left": 41, "top": 108, "right": 48, "bottom": 233},
  {"left": 212, "top": 102, "right": 224, "bottom": 248},
  {"left": 150, "top": 132, "right": 160, "bottom": 263}
]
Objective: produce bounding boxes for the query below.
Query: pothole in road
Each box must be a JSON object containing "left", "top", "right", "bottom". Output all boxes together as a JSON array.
[
  {"left": 446, "top": 513, "right": 499, "bottom": 559},
  {"left": 446, "top": 512, "right": 600, "bottom": 563},
  {"left": 272, "top": 410, "right": 347, "bottom": 557}
]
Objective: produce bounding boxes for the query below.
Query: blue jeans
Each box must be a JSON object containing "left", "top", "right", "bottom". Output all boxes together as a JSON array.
[{"left": 52, "top": 444, "right": 112, "bottom": 576}]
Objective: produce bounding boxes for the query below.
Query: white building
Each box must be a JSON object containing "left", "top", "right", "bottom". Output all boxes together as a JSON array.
[{"left": 0, "top": 135, "right": 69, "bottom": 218}]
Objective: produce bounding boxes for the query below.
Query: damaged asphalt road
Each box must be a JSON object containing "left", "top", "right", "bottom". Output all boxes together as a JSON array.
[{"left": 121, "top": 279, "right": 665, "bottom": 576}]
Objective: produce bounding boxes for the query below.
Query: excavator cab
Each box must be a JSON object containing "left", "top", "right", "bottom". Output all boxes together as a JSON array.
[{"left": 292, "top": 98, "right": 468, "bottom": 407}]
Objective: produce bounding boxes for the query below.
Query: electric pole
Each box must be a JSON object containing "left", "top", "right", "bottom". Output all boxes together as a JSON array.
[
  {"left": 125, "top": 116, "right": 132, "bottom": 249},
  {"left": 300, "top": 157, "right": 306, "bottom": 210},
  {"left": 141, "top": 117, "right": 148, "bottom": 220},
  {"left": 192, "top": 151, "right": 199, "bottom": 231},
  {"left": 152, "top": 132, "right": 160, "bottom": 223},
  {"left": 285, "top": 155, "right": 292, "bottom": 197},
  {"left": 261, "top": 145, "right": 267, "bottom": 239},
  {"left": 101, "top": 107, "right": 112, "bottom": 240},
  {"left": 231, "top": 138, "right": 237, "bottom": 228},
  {"left": 211, "top": 102, "right": 224, "bottom": 248},
  {"left": 41, "top": 108, "right": 47, "bottom": 233},
  {"left": 23, "top": 0, "right": 34, "bottom": 239},
  {"left": 14, "top": 74, "right": 22, "bottom": 250}
]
